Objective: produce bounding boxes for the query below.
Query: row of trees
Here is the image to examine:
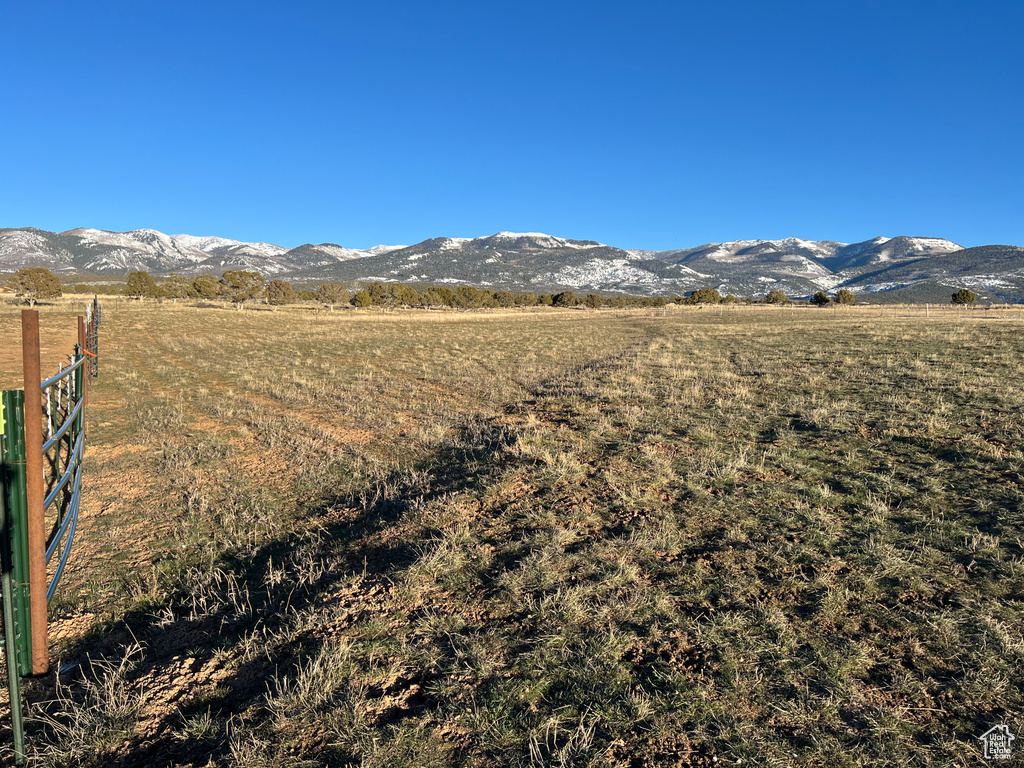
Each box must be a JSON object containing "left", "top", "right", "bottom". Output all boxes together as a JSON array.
[
  {"left": 121, "top": 271, "right": 355, "bottom": 308},
  {"left": 117, "top": 276, "right": 859, "bottom": 309},
  {"left": 346, "top": 284, "right": 670, "bottom": 309},
  {"left": 674, "top": 287, "right": 855, "bottom": 306},
  {"left": 120, "top": 272, "right": 674, "bottom": 309},
  {"left": 3, "top": 267, "right": 987, "bottom": 308},
  {"left": 125, "top": 270, "right": 269, "bottom": 307},
  {"left": 811, "top": 289, "right": 857, "bottom": 306}
]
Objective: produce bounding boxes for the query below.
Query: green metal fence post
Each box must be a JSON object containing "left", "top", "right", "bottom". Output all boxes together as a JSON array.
[
  {"left": 1, "top": 391, "right": 28, "bottom": 765},
  {"left": 2, "top": 392, "right": 33, "bottom": 677}
]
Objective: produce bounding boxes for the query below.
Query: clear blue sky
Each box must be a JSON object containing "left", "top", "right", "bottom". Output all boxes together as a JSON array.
[{"left": 3, "top": 1, "right": 1022, "bottom": 250}]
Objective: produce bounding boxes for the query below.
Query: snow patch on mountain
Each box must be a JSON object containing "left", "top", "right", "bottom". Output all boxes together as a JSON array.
[
  {"left": 546, "top": 259, "right": 689, "bottom": 291},
  {"left": 811, "top": 274, "right": 847, "bottom": 290},
  {"left": 701, "top": 241, "right": 766, "bottom": 262},
  {"left": 492, "top": 231, "right": 552, "bottom": 240},
  {"left": 172, "top": 234, "right": 288, "bottom": 258},
  {"left": 0, "top": 231, "right": 52, "bottom": 259},
  {"left": 667, "top": 263, "right": 711, "bottom": 278},
  {"left": 487, "top": 232, "right": 599, "bottom": 249},
  {"left": 313, "top": 244, "right": 371, "bottom": 261},
  {"left": 903, "top": 237, "right": 961, "bottom": 252},
  {"left": 860, "top": 281, "right": 917, "bottom": 293},
  {"left": 625, "top": 249, "right": 658, "bottom": 260},
  {"left": 868, "top": 237, "right": 961, "bottom": 263},
  {"left": 363, "top": 244, "right": 407, "bottom": 256},
  {"left": 439, "top": 237, "right": 472, "bottom": 251},
  {"left": 779, "top": 254, "right": 832, "bottom": 276}
]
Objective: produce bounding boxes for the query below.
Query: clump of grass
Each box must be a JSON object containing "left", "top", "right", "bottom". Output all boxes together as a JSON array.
[{"left": 33, "top": 645, "right": 145, "bottom": 768}]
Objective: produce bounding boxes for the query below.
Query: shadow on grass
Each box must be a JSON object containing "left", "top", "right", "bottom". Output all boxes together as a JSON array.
[
  {"left": 29, "top": 414, "right": 522, "bottom": 765},
  {"left": 25, "top": 338, "right": 663, "bottom": 767}
]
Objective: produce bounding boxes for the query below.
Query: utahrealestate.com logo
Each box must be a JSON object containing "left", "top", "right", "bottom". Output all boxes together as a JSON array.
[{"left": 978, "top": 725, "right": 1015, "bottom": 761}]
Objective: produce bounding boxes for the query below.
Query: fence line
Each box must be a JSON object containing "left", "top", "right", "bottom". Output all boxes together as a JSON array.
[{"left": 0, "top": 298, "right": 100, "bottom": 764}]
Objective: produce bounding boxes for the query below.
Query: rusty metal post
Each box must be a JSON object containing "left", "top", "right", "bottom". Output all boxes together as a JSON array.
[{"left": 20, "top": 310, "right": 48, "bottom": 675}]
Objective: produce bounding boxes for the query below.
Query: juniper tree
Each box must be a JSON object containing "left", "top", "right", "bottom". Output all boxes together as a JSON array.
[
  {"left": 220, "top": 270, "right": 265, "bottom": 308},
  {"left": 162, "top": 274, "right": 191, "bottom": 299},
  {"left": 366, "top": 282, "right": 392, "bottom": 306},
  {"left": 687, "top": 288, "right": 722, "bottom": 305},
  {"left": 516, "top": 292, "right": 538, "bottom": 306},
  {"left": 951, "top": 288, "right": 976, "bottom": 305},
  {"left": 453, "top": 286, "right": 485, "bottom": 309},
  {"left": 316, "top": 283, "right": 348, "bottom": 309},
  {"left": 391, "top": 284, "right": 420, "bottom": 307},
  {"left": 8, "top": 267, "right": 62, "bottom": 306},
  {"left": 433, "top": 286, "right": 455, "bottom": 306},
  {"left": 420, "top": 288, "right": 447, "bottom": 307},
  {"left": 125, "top": 271, "right": 159, "bottom": 299},
  {"left": 494, "top": 290, "right": 516, "bottom": 308},
  {"left": 267, "top": 279, "right": 297, "bottom": 306},
  {"left": 190, "top": 274, "right": 221, "bottom": 299},
  {"left": 553, "top": 291, "right": 578, "bottom": 307}
]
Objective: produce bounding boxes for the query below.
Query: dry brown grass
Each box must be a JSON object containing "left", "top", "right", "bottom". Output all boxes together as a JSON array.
[{"left": 0, "top": 298, "right": 1020, "bottom": 766}]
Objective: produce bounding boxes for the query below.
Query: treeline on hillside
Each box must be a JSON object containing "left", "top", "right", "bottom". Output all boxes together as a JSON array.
[
  {"left": 20, "top": 266, "right": 987, "bottom": 308},
  {"left": 60, "top": 270, "right": 675, "bottom": 308}
]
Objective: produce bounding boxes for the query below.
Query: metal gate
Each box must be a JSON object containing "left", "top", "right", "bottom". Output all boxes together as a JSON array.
[{"left": 1, "top": 304, "right": 99, "bottom": 764}]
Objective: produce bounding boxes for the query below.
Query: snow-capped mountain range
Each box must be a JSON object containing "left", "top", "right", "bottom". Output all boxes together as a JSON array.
[
  {"left": 1, "top": 226, "right": 1022, "bottom": 301},
  {"left": 0, "top": 227, "right": 406, "bottom": 277}
]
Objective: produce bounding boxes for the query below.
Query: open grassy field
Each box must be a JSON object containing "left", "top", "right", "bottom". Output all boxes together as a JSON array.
[{"left": 0, "top": 300, "right": 1021, "bottom": 766}]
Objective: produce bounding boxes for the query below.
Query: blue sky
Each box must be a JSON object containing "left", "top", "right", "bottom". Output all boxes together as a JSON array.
[{"left": 3, "top": 1, "right": 1022, "bottom": 250}]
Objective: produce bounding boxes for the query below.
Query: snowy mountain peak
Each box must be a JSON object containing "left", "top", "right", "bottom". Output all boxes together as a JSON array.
[
  {"left": 2, "top": 225, "right": 1016, "bottom": 303},
  {"left": 128, "top": 228, "right": 172, "bottom": 240},
  {"left": 774, "top": 237, "right": 829, "bottom": 250},
  {"left": 492, "top": 231, "right": 551, "bottom": 239},
  {"left": 487, "top": 231, "right": 580, "bottom": 245},
  {"left": 363, "top": 244, "right": 408, "bottom": 256},
  {"left": 171, "top": 234, "right": 241, "bottom": 252},
  {"left": 170, "top": 234, "right": 288, "bottom": 258},
  {"left": 475, "top": 232, "right": 603, "bottom": 250},
  {"left": 440, "top": 237, "right": 472, "bottom": 250},
  {"left": 896, "top": 236, "right": 961, "bottom": 252}
]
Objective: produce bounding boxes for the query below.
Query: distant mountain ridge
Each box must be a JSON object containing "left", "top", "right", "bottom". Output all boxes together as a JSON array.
[
  {"left": 1, "top": 226, "right": 1022, "bottom": 301},
  {"left": 0, "top": 227, "right": 404, "bottom": 278}
]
